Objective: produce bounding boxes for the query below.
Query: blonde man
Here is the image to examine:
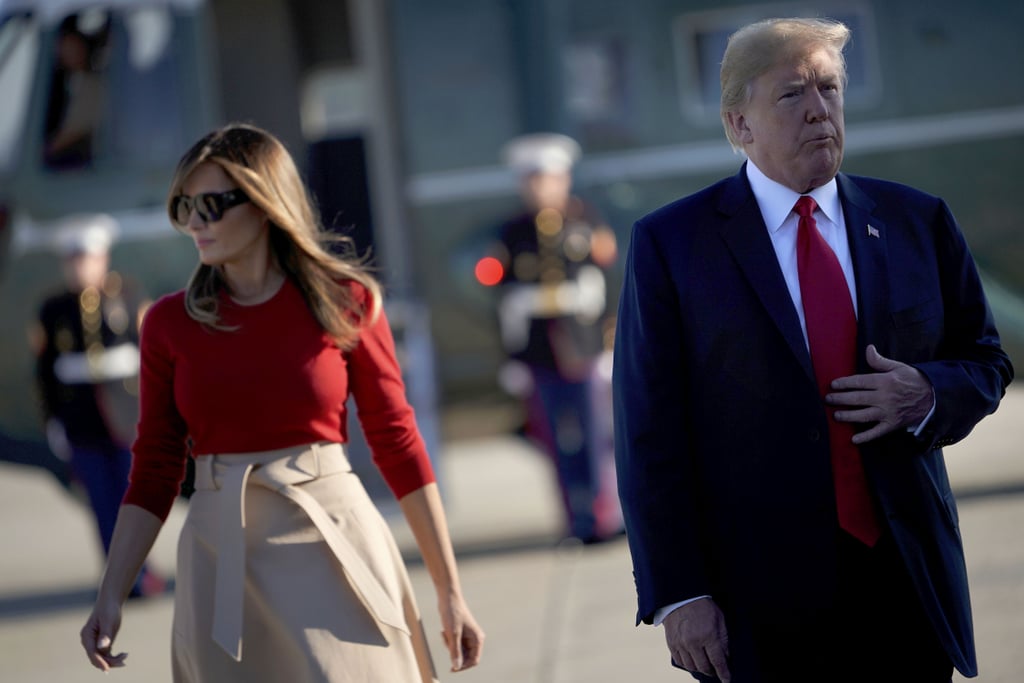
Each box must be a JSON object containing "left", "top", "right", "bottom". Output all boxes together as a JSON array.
[{"left": 614, "top": 18, "right": 1010, "bottom": 682}]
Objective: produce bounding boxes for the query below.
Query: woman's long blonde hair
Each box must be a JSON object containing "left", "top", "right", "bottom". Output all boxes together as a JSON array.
[{"left": 167, "top": 123, "right": 382, "bottom": 349}]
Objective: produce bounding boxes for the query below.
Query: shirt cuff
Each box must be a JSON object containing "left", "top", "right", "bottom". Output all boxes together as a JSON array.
[
  {"left": 653, "top": 595, "right": 711, "bottom": 626},
  {"left": 910, "top": 390, "right": 937, "bottom": 437}
]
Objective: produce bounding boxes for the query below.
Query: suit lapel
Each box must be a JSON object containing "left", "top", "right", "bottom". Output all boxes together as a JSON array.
[
  {"left": 837, "top": 174, "right": 890, "bottom": 373},
  {"left": 717, "top": 168, "right": 816, "bottom": 383}
]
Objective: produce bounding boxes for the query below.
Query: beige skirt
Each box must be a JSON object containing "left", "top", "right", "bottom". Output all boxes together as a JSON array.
[{"left": 171, "top": 442, "right": 437, "bottom": 683}]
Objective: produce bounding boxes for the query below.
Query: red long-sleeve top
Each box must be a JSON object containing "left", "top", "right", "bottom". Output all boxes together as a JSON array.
[{"left": 124, "top": 277, "right": 435, "bottom": 521}]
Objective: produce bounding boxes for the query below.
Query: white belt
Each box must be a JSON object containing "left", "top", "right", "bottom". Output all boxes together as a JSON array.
[
  {"left": 193, "top": 442, "right": 409, "bottom": 662},
  {"left": 497, "top": 264, "right": 606, "bottom": 352},
  {"left": 53, "top": 342, "right": 140, "bottom": 383}
]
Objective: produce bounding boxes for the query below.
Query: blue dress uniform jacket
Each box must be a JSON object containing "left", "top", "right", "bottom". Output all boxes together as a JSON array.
[
  {"left": 36, "top": 279, "right": 143, "bottom": 447},
  {"left": 612, "top": 166, "right": 1013, "bottom": 677},
  {"left": 494, "top": 202, "right": 610, "bottom": 376}
]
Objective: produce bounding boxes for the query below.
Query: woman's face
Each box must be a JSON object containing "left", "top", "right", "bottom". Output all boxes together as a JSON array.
[{"left": 178, "top": 162, "right": 268, "bottom": 268}]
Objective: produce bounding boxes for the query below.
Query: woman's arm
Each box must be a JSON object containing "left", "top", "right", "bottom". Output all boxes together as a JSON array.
[
  {"left": 80, "top": 503, "right": 164, "bottom": 672},
  {"left": 399, "top": 483, "right": 485, "bottom": 672}
]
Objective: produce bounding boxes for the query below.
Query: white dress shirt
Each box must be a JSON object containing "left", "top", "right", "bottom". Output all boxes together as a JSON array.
[{"left": 746, "top": 160, "right": 857, "bottom": 345}]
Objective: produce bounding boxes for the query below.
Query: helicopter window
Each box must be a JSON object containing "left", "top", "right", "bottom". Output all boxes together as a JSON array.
[
  {"left": 42, "top": 6, "right": 185, "bottom": 172},
  {"left": 563, "top": 38, "right": 626, "bottom": 128},
  {"left": 42, "top": 12, "right": 111, "bottom": 170},
  {"left": 0, "top": 15, "right": 39, "bottom": 173},
  {"left": 104, "top": 6, "right": 185, "bottom": 165}
]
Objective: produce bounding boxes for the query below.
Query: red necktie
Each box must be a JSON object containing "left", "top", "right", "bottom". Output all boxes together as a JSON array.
[{"left": 795, "top": 196, "right": 882, "bottom": 547}]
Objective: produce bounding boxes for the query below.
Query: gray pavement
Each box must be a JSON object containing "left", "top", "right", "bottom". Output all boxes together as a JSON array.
[{"left": 2, "top": 387, "right": 1023, "bottom": 682}]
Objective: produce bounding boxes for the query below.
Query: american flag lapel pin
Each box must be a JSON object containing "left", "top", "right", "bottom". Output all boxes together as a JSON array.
[{"left": 867, "top": 225, "right": 880, "bottom": 238}]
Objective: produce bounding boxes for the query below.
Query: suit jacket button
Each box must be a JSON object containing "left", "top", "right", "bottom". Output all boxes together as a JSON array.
[{"left": 808, "top": 429, "right": 821, "bottom": 442}]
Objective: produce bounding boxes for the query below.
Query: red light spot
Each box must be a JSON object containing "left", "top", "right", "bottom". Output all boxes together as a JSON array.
[{"left": 475, "top": 256, "right": 504, "bottom": 286}]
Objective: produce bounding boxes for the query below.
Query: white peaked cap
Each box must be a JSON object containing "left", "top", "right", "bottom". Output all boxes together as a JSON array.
[
  {"left": 56, "top": 216, "right": 117, "bottom": 256},
  {"left": 502, "top": 133, "right": 582, "bottom": 175}
]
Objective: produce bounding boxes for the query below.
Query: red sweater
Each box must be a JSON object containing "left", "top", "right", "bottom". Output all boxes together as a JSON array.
[{"left": 124, "top": 277, "right": 435, "bottom": 520}]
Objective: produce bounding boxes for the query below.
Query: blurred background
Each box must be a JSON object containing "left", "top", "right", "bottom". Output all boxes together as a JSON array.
[
  {"left": 0, "top": 0, "right": 1022, "bottom": 680},
  {"left": 1, "top": 0, "right": 1022, "bottom": 455}
]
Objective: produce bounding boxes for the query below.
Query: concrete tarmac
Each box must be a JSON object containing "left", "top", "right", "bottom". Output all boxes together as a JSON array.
[{"left": 2, "top": 388, "right": 1023, "bottom": 682}]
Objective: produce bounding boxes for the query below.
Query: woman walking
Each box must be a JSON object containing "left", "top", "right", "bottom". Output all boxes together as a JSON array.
[{"left": 79, "top": 123, "right": 484, "bottom": 681}]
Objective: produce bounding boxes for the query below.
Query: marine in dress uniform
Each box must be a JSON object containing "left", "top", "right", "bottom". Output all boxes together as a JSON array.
[
  {"left": 484, "top": 133, "right": 623, "bottom": 543},
  {"left": 32, "top": 222, "right": 164, "bottom": 597}
]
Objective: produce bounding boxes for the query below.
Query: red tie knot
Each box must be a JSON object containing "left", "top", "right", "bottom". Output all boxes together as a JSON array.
[{"left": 794, "top": 195, "right": 818, "bottom": 218}]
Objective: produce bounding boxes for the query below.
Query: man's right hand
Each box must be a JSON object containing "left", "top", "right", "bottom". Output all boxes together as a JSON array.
[{"left": 663, "top": 597, "right": 731, "bottom": 682}]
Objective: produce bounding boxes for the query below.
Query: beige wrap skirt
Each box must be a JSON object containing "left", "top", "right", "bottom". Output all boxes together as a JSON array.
[{"left": 171, "top": 442, "right": 438, "bottom": 683}]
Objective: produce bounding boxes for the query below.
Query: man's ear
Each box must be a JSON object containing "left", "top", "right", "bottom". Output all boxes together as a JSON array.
[{"left": 725, "top": 111, "right": 753, "bottom": 145}]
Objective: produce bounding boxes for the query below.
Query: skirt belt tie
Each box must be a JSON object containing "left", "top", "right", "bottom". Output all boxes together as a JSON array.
[{"left": 193, "top": 442, "right": 409, "bottom": 661}]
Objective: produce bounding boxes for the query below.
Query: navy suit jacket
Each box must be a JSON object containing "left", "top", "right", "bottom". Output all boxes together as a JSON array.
[{"left": 612, "top": 166, "right": 1013, "bottom": 677}]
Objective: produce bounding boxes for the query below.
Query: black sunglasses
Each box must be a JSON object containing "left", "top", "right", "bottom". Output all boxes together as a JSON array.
[{"left": 170, "top": 189, "right": 250, "bottom": 227}]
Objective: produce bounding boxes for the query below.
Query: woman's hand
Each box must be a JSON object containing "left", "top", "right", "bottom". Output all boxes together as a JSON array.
[
  {"left": 77, "top": 505, "right": 165, "bottom": 672},
  {"left": 80, "top": 599, "right": 127, "bottom": 672},
  {"left": 439, "top": 593, "right": 485, "bottom": 672},
  {"left": 397, "top": 485, "right": 484, "bottom": 671}
]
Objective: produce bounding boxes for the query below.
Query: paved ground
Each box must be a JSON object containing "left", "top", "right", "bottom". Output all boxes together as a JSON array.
[{"left": 1, "top": 388, "right": 1022, "bottom": 682}]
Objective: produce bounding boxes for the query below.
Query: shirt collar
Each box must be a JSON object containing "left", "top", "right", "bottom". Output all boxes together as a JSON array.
[{"left": 745, "top": 160, "right": 841, "bottom": 233}]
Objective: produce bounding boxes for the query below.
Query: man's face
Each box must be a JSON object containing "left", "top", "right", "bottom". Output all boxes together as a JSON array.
[
  {"left": 727, "top": 47, "right": 845, "bottom": 193},
  {"left": 522, "top": 170, "right": 572, "bottom": 211},
  {"left": 62, "top": 250, "right": 108, "bottom": 291}
]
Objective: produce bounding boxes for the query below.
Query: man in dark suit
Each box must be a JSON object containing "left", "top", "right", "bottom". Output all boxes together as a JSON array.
[{"left": 612, "top": 17, "right": 1013, "bottom": 683}]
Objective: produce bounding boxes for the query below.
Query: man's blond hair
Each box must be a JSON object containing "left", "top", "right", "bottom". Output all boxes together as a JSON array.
[{"left": 720, "top": 17, "right": 850, "bottom": 151}]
